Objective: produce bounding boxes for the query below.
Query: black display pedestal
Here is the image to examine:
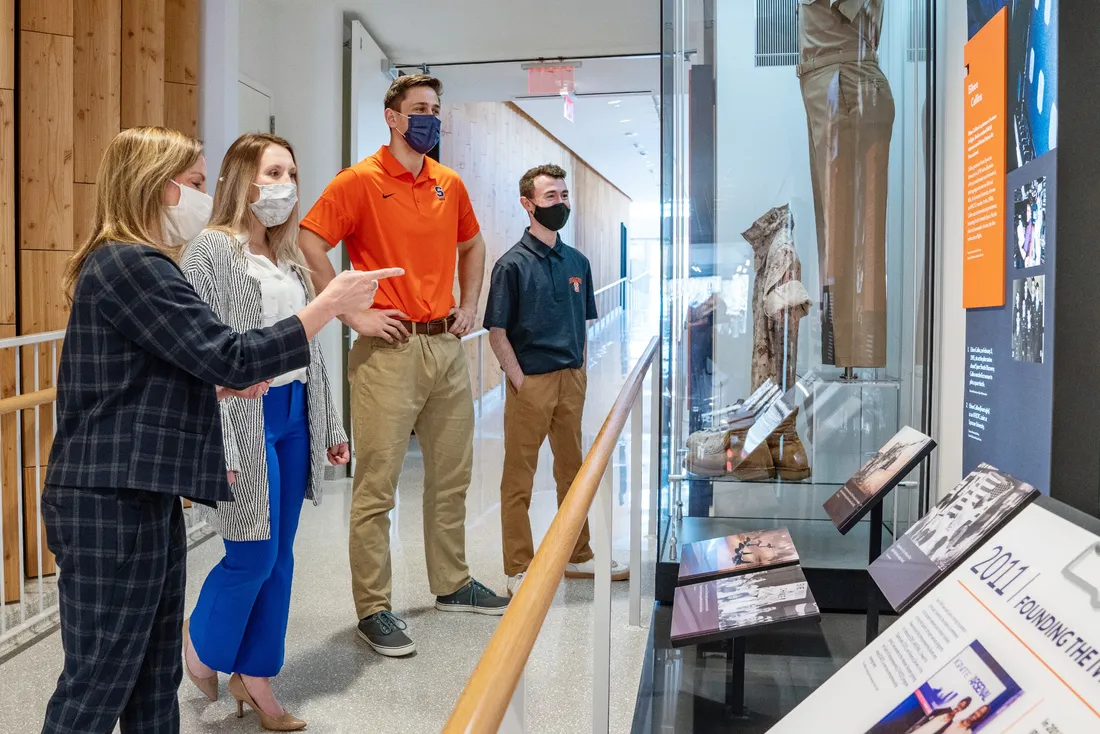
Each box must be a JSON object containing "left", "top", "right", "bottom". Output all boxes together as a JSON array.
[
  {"left": 725, "top": 636, "right": 747, "bottom": 716},
  {"left": 865, "top": 502, "right": 885, "bottom": 644},
  {"left": 691, "top": 635, "right": 762, "bottom": 724}
]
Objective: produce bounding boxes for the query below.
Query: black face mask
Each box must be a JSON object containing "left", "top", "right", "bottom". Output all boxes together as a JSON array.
[{"left": 532, "top": 203, "right": 571, "bottom": 231}]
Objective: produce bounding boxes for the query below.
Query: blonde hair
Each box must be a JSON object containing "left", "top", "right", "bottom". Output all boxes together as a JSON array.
[
  {"left": 206, "top": 133, "right": 308, "bottom": 288},
  {"left": 64, "top": 126, "right": 203, "bottom": 297}
]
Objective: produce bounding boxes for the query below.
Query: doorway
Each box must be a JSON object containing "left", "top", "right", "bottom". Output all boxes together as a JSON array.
[{"left": 239, "top": 75, "right": 274, "bottom": 134}]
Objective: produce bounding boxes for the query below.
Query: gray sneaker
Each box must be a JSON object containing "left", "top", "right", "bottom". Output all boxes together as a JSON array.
[
  {"left": 357, "top": 611, "right": 416, "bottom": 657},
  {"left": 435, "top": 580, "right": 510, "bottom": 616}
]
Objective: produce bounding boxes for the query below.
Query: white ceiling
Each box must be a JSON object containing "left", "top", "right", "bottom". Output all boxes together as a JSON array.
[
  {"left": 323, "top": 0, "right": 663, "bottom": 203},
  {"left": 341, "top": 0, "right": 659, "bottom": 63}
]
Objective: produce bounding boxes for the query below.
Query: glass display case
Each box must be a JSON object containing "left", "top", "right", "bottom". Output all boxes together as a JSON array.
[
  {"left": 655, "top": 0, "right": 936, "bottom": 609},
  {"left": 635, "top": 1, "right": 940, "bottom": 730}
]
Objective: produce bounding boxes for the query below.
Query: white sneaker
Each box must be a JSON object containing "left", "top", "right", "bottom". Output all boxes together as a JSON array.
[
  {"left": 507, "top": 573, "right": 525, "bottom": 597},
  {"left": 565, "top": 559, "right": 630, "bottom": 581}
]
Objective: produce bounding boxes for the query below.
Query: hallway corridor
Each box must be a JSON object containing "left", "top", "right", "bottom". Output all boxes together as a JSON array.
[{"left": 0, "top": 301, "right": 659, "bottom": 734}]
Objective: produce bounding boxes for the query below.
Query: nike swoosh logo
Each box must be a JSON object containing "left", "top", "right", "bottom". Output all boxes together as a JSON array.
[{"left": 382, "top": 193, "right": 395, "bottom": 199}]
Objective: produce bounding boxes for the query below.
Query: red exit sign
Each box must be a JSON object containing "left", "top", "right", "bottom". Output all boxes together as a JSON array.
[{"left": 528, "top": 65, "right": 575, "bottom": 96}]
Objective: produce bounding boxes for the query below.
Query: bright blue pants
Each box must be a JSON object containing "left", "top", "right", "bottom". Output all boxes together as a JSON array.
[{"left": 190, "top": 382, "right": 309, "bottom": 677}]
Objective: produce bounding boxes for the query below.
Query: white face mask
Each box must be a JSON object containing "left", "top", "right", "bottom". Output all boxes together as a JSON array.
[
  {"left": 163, "top": 180, "right": 213, "bottom": 246},
  {"left": 250, "top": 182, "right": 298, "bottom": 228}
]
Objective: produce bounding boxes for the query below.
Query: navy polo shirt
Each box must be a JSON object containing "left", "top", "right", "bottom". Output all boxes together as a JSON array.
[{"left": 484, "top": 229, "right": 598, "bottom": 375}]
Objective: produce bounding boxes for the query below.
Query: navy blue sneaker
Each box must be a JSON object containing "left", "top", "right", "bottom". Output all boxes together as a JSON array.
[{"left": 435, "top": 580, "right": 510, "bottom": 616}]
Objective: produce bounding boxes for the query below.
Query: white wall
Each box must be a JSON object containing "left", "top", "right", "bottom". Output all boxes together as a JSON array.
[
  {"left": 238, "top": 0, "right": 277, "bottom": 91},
  {"left": 200, "top": 0, "right": 240, "bottom": 189},
  {"left": 348, "top": 20, "right": 395, "bottom": 166},
  {"left": 933, "top": 0, "right": 968, "bottom": 499}
]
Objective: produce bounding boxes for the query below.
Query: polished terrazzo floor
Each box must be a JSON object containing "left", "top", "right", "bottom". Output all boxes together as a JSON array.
[{"left": 0, "top": 306, "right": 659, "bottom": 734}]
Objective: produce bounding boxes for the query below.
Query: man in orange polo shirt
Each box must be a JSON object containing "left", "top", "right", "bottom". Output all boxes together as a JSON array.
[{"left": 299, "top": 74, "right": 508, "bottom": 658}]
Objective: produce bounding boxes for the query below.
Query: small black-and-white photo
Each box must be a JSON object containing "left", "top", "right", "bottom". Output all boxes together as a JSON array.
[{"left": 1011, "top": 275, "right": 1044, "bottom": 364}]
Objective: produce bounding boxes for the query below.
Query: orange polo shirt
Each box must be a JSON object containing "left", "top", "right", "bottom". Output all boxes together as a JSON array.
[{"left": 301, "top": 146, "right": 480, "bottom": 322}]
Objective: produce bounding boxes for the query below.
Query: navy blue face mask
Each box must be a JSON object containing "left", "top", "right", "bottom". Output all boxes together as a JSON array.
[{"left": 398, "top": 113, "right": 441, "bottom": 155}]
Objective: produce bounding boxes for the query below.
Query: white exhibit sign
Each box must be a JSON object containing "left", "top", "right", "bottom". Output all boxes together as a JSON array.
[{"left": 770, "top": 504, "right": 1100, "bottom": 733}]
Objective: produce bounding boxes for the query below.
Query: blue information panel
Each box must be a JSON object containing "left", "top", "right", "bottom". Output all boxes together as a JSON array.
[{"left": 963, "top": 0, "right": 1059, "bottom": 493}]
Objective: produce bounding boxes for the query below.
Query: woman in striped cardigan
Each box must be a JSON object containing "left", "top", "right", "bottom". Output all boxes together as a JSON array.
[{"left": 179, "top": 133, "right": 349, "bottom": 731}]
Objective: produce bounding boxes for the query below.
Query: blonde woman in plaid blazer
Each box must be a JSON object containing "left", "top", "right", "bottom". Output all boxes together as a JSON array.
[{"left": 42, "top": 127, "right": 388, "bottom": 734}]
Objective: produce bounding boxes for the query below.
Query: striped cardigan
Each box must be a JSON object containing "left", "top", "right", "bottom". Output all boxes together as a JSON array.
[{"left": 180, "top": 229, "right": 347, "bottom": 542}]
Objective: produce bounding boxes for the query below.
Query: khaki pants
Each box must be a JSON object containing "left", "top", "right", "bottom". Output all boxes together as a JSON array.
[
  {"left": 348, "top": 333, "right": 473, "bottom": 618},
  {"left": 501, "top": 368, "right": 594, "bottom": 577},
  {"left": 801, "top": 62, "right": 895, "bottom": 368}
]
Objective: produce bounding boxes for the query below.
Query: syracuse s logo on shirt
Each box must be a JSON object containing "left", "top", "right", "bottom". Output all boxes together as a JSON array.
[
  {"left": 569, "top": 277, "right": 582, "bottom": 293},
  {"left": 434, "top": 185, "right": 445, "bottom": 200}
]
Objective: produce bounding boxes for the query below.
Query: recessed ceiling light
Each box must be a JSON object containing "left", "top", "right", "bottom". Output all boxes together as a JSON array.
[
  {"left": 608, "top": 100, "right": 622, "bottom": 106},
  {"left": 626, "top": 132, "right": 638, "bottom": 137},
  {"left": 619, "top": 119, "right": 632, "bottom": 123}
]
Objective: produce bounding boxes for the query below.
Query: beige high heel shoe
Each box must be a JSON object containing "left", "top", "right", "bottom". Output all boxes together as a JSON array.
[
  {"left": 182, "top": 619, "right": 218, "bottom": 702},
  {"left": 228, "top": 673, "right": 307, "bottom": 732}
]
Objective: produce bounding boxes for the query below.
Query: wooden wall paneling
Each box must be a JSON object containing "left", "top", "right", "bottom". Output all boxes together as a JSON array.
[
  {"left": 73, "top": 182, "right": 95, "bottom": 249},
  {"left": 164, "top": 0, "right": 199, "bottom": 85},
  {"left": 0, "top": 0, "right": 13, "bottom": 90},
  {"left": 74, "top": 0, "right": 122, "bottom": 184},
  {"left": 22, "top": 466, "right": 54, "bottom": 578},
  {"left": 121, "top": 0, "right": 166, "bottom": 128},
  {"left": 1, "top": 323, "right": 18, "bottom": 602},
  {"left": 18, "top": 251, "right": 69, "bottom": 463},
  {"left": 19, "top": 31, "right": 74, "bottom": 252},
  {"left": 0, "top": 89, "right": 13, "bottom": 324},
  {"left": 165, "top": 81, "right": 197, "bottom": 136},
  {"left": 19, "top": 252, "right": 70, "bottom": 331},
  {"left": 20, "top": 0, "right": 72, "bottom": 36}
]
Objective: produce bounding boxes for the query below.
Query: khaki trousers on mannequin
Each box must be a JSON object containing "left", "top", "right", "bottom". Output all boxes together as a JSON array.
[
  {"left": 347, "top": 334, "right": 474, "bottom": 619},
  {"left": 801, "top": 61, "right": 895, "bottom": 368},
  {"left": 500, "top": 368, "right": 594, "bottom": 577}
]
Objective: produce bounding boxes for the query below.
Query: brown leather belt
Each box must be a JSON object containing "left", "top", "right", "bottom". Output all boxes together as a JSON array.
[
  {"left": 796, "top": 50, "right": 878, "bottom": 78},
  {"left": 399, "top": 315, "right": 456, "bottom": 337}
]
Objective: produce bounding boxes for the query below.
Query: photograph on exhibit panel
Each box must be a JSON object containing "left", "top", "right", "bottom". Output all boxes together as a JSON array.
[
  {"left": 865, "top": 641, "right": 1023, "bottom": 734},
  {"left": 1011, "top": 275, "right": 1044, "bottom": 364},
  {"left": 1013, "top": 177, "right": 1047, "bottom": 269},
  {"left": 677, "top": 527, "right": 799, "bottom": 585},
  {"left": 908, "top": 465, "right": 1035, "bottom": 570},
  {"left": 670, "top": 564, "right": 819, "bottom": 647},
  {"left": 824, "top": 426, "right": 936, "bottom": 535},
  {"left": 869, "top": 464, "right": 1037, "bottom": 612},
  {"left": 1007, "top": 0, "right": 1058, "bottom": 171}
]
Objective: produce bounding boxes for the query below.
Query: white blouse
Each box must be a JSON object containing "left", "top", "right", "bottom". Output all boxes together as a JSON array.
[{"left": 236, "top": 233, "right": 308, "bottom": 387}]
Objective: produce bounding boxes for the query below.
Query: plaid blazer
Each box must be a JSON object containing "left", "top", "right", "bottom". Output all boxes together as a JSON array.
[{"left": 46, "top": 243, "right": 312, "bottom": 505}]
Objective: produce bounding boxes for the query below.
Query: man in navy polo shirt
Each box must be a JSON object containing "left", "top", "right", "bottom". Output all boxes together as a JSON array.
[{"left": 485, "top": 164, "right": 630, "bottom": 595}]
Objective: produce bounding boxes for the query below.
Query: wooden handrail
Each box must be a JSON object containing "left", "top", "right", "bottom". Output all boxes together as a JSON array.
[
  {"left": 444, "top": 336, "right": 659, "bottom": 733},
  {"left": 0, "top": 388, "right": 57, "bottom": 417}
]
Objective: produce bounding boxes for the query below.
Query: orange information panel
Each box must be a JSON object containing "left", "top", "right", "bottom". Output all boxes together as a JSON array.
[{"left": 962, "top": 9, "right": 1007, "bottom": 309}]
